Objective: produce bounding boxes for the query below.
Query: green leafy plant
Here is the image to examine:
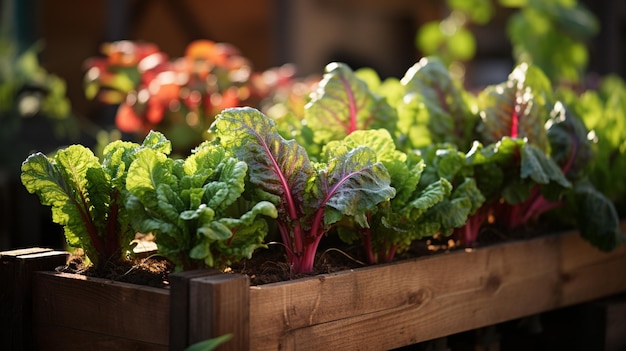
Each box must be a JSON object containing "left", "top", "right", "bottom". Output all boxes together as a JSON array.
[
  {"left": 211, "top": 107, "right": 395, "bottom": 273},
  {"left": 297, "top": 62, "right": 482, "bottom": 262},
  {"left": 326, "top": 129, "right": 454, "bottom": 264},
  {"left": 416, "top": 0, "right": 599, "bottom": 84},
  {"left": 124, "top": 136, "right": 277, "bottom": 271},
  {"left": 263, "top": 56, "right": 622, "bottom": 260},
  {"left": 20, "top": 131, "right": 170, "bottom": 269}
]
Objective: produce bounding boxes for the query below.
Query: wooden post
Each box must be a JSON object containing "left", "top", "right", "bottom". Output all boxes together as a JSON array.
[
  {"left": 169, "top": 270, "right": 222, "bottom": 351},
  {"left": 188, "top": 274, "right": 250, "bottom": 351},
  {"left": 0, "top": 248, "right": 68, "bottom": 351}
]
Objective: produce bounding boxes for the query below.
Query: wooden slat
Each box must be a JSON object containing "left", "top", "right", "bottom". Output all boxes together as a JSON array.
[
  {"left": 189, "top": 274, "right": 250, "bottom": 351},
  {"left": 0, "top": 248, "right": 68, "bottom": 351},
  {"left": 34, "top": 324, "right": 168, "bottom": 351},
  {"left": 25, "top": 222, "right": 626, "bottom": 350},
  {"left": 32, "top": 271, "right": 170, "bottom": 347},
  {"left": 169, "top": 269, "right": 222, "bottom": 351},
  {"left": 248, "top": 229, "right": 626, "bottom": 351},
  {"left": 559, "top": 233, "right": 626, "bottom": 306}
]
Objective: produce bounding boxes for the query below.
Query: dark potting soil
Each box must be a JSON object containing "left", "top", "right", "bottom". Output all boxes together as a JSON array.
[
  {"left": 59, "top": 254, "right": 173, "bottom": 288},
  {"left": 58, "top": 221, "right": 561, "bottom": 288}
]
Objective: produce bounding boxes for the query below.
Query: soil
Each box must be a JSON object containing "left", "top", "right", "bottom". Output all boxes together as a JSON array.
[
  {"left": 57, "top": 221, "right": 563, "bottom": 288},
  {"left": 59, "top": 254, "right": 173, "bottom": 289}
]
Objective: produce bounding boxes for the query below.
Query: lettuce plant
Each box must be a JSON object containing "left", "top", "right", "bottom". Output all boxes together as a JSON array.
[
  {"left": 125, "top": 139, "right": 277, "bottom": 271},
  {"left": 211, "top": 107, "right": 395, "bottom": 273},
  {"left": 20, "top": 131, "right": 170, "bottom": 269},
  {"left": 417, "top": 143, "right": 487, "bottom": 247}
]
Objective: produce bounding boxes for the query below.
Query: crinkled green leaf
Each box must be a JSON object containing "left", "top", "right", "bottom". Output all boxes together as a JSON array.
[
  {"left": 323, "top": 129, "right": 420, "bottom": 205},
  {"left": 319, "top": 146, "right": 395, "bottom": 228},
  {"left": 521, "top": 144, "right": 570, "bottom": 187},
  {"left": 212, "top": 107, "right": 394, "bottom": 272},
  {"left": 21, "top": 130, "right": 173, "bottom": 268},
  {"left": 404, "top": 179, "right": 452, "bottom": 219},
  {"left": 102, "top": 140, "right": 141, "bottom": 188},
  {"left": 190, "top": 201, "right": 277, "bottom": 268},
  {"left": 212, "top": 201, "right": 277, "bottom": 265},
  {"left": 21, "top": 146, "right": 103, "bottom": 263},
  {"left": 432, "top": 177, "right": 485, "bottom": 234},
  {"left": 126, "top": 148, "right": 178, "bottom": 205},
  {"left": 466, "top": 138, "right": 519, "bottom": 166},
  {"left": 197, "top": 218, "right": 231, "bottom": 241},
  {"left": 304, "top": 62, "right": 397, "bottom": 146},
  {"left": 571, "top": 180, "right": 624, "bottom": 251},
  {"left": 141, "top": 130, "right": 173, "bottom": 154},
  {"left": 126, "top": 131, "right": 275, "bottom": 270},
  {"left": 419, "top": 144, "right": 470, "bottom": 186},
  {"left": 190, "top": 146, "right": 247, "bottom": 211},
  {"left": 213, "top": 107, "right": 313, "bottom": 220},
  {"left": 325, "top": 129, "right": 450, "bottom": 261},
  {"left": 400, "top": 57, "right": 478, "bottom": 151},
  {"left": 477, "top": 63, "right": 551, "bottom": 150}
]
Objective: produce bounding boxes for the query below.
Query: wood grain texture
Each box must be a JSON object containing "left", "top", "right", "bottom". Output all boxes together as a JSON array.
[
  {"left": 169, "top": 269, "right": 222, "bottom": 351},
  {"left": 34, "top": 324, "right": 168, "bottom": 351},
  {"left": 0, "top": 248, "right": 68, "bottom": 351},
  {"left": 26, "top": 223, "right": 626, "bottom": 350},
  {"left": 32, "top": 272, "right": 170, "bottom": 348},
  {"left": 248, "top": 228, "right": 626, "bottom": 351},
  {"left": 189, "top": 274, "right": 250, "bottom": 351}
]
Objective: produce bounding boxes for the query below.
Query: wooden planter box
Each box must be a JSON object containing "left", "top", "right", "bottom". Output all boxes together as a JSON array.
[
  {"left": 3, "top": 223, "right": 626, "bottom": 351},
  {"left": 32, "top": 272, "right": 171, "bottom": 350}
]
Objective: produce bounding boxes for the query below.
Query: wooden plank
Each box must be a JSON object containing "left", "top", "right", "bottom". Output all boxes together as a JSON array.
[
  {"left": 248, "top": 229, "right": 626, "bottom": 351},
  {"left": 559, "top": 233, "right": 626, "bottom": 306},
  {"left": 34, "top": 323, "right": 168, "bottom": 351},
  {"left": 169, "top": 270, "right": 222, "bottom": 351},
  {"left": 0, "top": 248, "right": 68, "bottom": 351},
  {"left": 32, "top": 271, "right": 170, "bottom": 346},
  {"left": 189, "top": 274, "right": 250, "bottom": 351},
  {"left": 251, "top": 234, "right": 560, "bottom": 350}
]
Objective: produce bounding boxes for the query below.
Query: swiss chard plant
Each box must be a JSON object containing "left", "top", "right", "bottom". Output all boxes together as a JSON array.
[
  {"left": 280, "top": 59, "right": 487, "bottom": 261},
  {"left": 20, "top": 131, "right": 170, "bottom": 269},
  {"left": 396, "top": 57, "right": 479, "bottom": 152},
  {"left": 323, "top": 129, "right": 454, "bottom": 264},
  {"left": 124, "top": 138, "right": 277, "bottom": 271},
  {"left": 379, "top": 56, "right": 621, "bottom": 250},
  {"left": 545, "top": 100, "right": 625, "bottom": 250},
  {"left": 471, "top": 63, "right": 571, "bottom": 232},
  {"left": 303, "top": 62, "right": 397, "bottom": 155},
  {"left": 211, "top": 107, "right": 396, "bottom": 273}
]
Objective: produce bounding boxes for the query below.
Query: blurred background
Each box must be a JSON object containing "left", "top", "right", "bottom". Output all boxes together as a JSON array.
[{"left": 1, "top": 0, "right": 625, "bottom": 251}]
